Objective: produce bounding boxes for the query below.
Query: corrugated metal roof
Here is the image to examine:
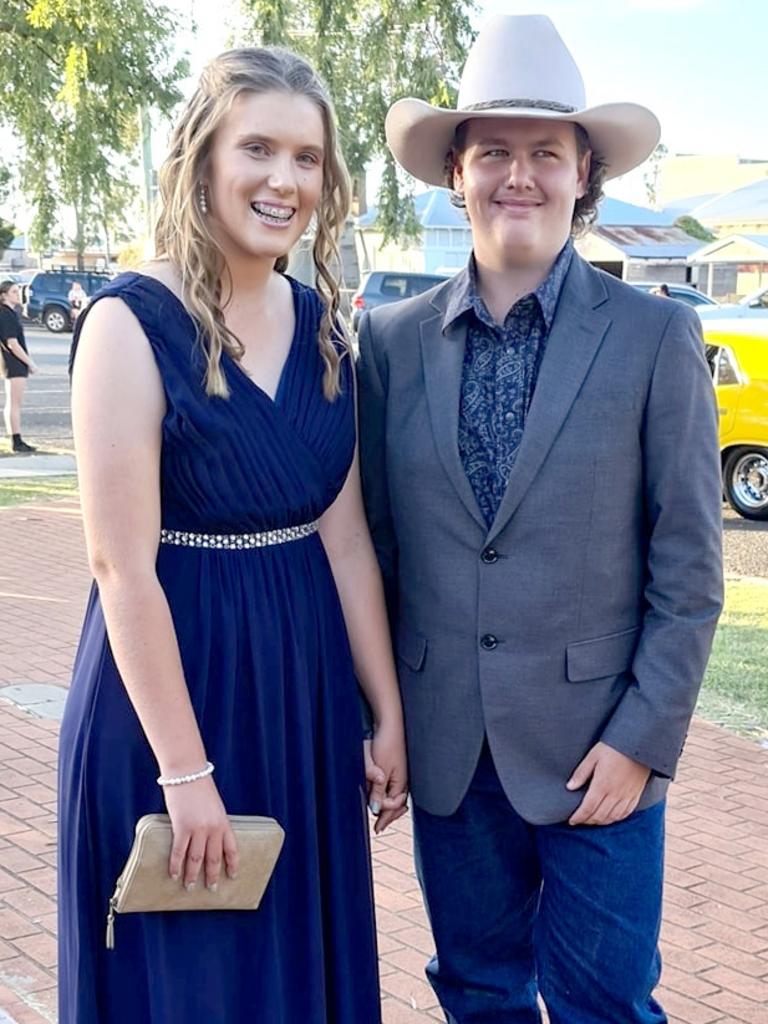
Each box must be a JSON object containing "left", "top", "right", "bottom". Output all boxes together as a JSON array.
[
  {"left": 358, "top": 188, "right": 467, "bottom": 229},
  {"left": 596, "top": 197, "right": 674, "bottom": 227},
  {"left": 595, "top": 225, "right": 700, "bottom": 258},
  {"left": 421, "top": 189, "right": 468, "bottom": 227},
  {"left": 687, "top": 233, "right": 768, "bottom": 262},
  {"left": 661, "top": 194, "right": 717, "bottom": 217},
  {"left": 622, "top": 243, "right": 702, "bottom": 258},
  {"left": 692, "top": 178, "right": 768, "bottom": 222}
]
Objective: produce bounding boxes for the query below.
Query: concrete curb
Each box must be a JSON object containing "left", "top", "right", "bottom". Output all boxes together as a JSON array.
[{"left": 0, "top": 455, "right": 76, "bottom": 479}]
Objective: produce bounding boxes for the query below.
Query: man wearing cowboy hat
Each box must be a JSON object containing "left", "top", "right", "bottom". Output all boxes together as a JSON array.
[{"left": 358, "top": 13, "right": 722, "bottom": 1024}]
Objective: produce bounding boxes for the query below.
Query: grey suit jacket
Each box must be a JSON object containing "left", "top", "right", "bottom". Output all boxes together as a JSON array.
[{"left": 357, "top": 253, "right": 723, "bottom": 824}]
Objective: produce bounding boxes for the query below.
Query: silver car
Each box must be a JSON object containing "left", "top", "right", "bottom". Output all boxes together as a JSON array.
[{"left": 698, "top": 284, "right": 768, "bottom": 320}]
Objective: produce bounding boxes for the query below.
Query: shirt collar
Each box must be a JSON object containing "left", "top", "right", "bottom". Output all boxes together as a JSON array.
[{"left": 443, "top": 239, "right": 574, "bottom": 334}]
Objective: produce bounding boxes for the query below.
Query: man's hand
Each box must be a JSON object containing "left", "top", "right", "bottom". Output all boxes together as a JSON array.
[
  {"left": 364, "top": 718, "right": 408, "bottom": 835},
  {"left": 566, "top": 742, "right": 651, "bottom": 827}
]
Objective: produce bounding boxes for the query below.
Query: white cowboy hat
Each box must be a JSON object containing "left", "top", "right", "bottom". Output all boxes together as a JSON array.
[{"left": 385, "top": 14, "right": 660, "bottom": 185}]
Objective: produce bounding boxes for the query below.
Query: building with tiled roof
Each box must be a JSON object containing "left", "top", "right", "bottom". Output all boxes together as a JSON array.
[
  {"left": 688, "top": 233, "right": 768, "bottom": 300},
  {"left": 575, "top": 198, "right": 701, "bottom": 284},
  {"left": 356, "top": 189, "right": 472, "bottom": 275}
]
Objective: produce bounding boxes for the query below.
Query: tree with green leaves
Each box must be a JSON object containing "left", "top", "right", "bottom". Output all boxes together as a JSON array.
[
  {"left": 0, "top": 164, "right": 16, "bottom": 255},
  {"left": 0, "top": 220, "right": 15, "bottom": 256},
  {"left": 240, "top": 0, "right": 476, "bottom": 244},
  {"left": 0, "top": 0, "right": 188, "bottom": 267},
  {"left": 674, "top": 215, "right": 716, "bottom": 243}
]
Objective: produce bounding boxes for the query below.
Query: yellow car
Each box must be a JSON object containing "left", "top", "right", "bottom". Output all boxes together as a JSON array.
[{"left": 703, "top": 321, "right": 768, "bottom": 520}]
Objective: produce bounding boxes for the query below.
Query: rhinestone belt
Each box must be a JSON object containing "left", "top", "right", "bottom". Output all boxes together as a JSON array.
[{"left": 159, "top": 521, "right": 319, "bottom": 550}]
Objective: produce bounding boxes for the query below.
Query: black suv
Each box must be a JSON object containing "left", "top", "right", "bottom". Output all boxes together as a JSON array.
[
  {"left": 24, "top": 268, "right": 112, "bottom": 332},
  {"left": 351, "top": 271, "right": 448, "bottom": 331}
]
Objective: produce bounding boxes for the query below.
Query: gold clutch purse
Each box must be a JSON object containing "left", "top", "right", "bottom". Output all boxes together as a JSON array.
[{"left": 106, "top": 813, "right": 285, "bottom": 949}]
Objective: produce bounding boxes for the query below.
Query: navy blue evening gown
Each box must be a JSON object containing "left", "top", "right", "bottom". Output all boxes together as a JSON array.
[{"left": 58, "top": 273, "right": 381, "bottom": 1023}]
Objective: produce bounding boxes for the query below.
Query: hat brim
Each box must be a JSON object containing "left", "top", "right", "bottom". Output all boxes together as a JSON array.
[{"left": 385, "top": 98, "right": 661, "bottom": 185}]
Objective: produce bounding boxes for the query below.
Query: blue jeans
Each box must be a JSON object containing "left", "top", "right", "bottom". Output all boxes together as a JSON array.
[{"left": 412, "top": 742, "right": 666, "bottom": 1024}]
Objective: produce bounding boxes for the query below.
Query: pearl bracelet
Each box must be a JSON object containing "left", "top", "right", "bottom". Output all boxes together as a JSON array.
[{"left": 157, "top": 761, "right": 215, "bottom": 787}]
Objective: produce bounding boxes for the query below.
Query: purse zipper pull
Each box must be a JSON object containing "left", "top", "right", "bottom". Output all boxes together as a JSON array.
[{"left": 106, "top": 896, "right": 117, "bottom": 950}]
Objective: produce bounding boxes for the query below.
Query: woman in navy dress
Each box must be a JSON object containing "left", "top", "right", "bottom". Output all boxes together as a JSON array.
[{"left": 58, "top": 47, "right": 407, "bottom": 1023}]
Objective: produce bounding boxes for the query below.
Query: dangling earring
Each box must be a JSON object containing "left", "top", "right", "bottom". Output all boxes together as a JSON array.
[{"left": 198, "top": 183, "right": 208, "bottom": 215}]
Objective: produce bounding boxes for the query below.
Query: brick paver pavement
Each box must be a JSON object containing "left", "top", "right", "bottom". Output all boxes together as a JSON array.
[{"left": 1, "top": 500, "right": 767, "bottom": 1024}]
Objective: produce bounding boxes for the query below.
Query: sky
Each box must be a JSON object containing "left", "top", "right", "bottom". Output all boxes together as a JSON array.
[{"left": 176, "top": 0, "right": 768, "bottom": 206}]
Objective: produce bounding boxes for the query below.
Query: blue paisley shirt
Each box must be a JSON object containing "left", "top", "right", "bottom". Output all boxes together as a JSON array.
[{"left": 446, "top": 241, "right": 573, "bottom": 526}]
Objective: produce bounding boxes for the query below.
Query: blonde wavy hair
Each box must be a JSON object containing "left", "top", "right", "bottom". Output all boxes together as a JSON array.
[{"left": 154, "top": 47, "right": 352, "bottom": 400}]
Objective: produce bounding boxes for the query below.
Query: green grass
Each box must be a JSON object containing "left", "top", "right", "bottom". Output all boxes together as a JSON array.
[
  {"left": 698, "top": 579, "right": 768, "bottom": 740},
  {"left": 0, "top": 475, "right": 79, "bottom": 507}
]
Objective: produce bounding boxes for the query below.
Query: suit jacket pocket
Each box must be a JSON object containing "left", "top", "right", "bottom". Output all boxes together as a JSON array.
[
  {"left": 566, "top": 626, "right": 640, "bottom": 683},
  {"left": 397, "top": 627, "right": 427, "bottom": 672}
]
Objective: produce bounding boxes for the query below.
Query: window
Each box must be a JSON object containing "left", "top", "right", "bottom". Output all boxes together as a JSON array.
[
  {"left": 380, "top": 276, "right": 408, "bottom": 298},
  {"left": 674, "top": 289, "right": 710, "bottom": 306},
  {"left": 706, "top": 345, "right": 740, "bottom": 386},
  {"left": 705, "top": 345, "right": 718, "bottom": 379},
  {"left": 408, "top": 276, "right": 441, "bottom": 297}
]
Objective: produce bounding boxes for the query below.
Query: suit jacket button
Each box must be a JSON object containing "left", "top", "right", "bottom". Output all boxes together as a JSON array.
[
  {"left": 480, "top": 634, "right": 498, "bottom": 650},
  {"left": 481, "top": 547, "right": 499, "bottom": 564}
]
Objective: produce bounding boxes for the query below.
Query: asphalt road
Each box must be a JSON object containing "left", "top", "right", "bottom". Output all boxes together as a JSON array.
[
  {"left": 13, "top": 326, "right": 768, "bottom": 578},
  {"left": 14, "top": 325, "right": 73, "bottom": 450}
]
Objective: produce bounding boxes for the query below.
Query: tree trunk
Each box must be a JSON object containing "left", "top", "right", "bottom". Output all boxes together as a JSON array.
[
  {"left": 102, "top": 213, "right": 112, "bottom": 266},
  {"left": 353, "top": 171, "right": 367, "bottom": 217},
  {"left": 74, "top": 201, "right": 85, "bottom": 270}
]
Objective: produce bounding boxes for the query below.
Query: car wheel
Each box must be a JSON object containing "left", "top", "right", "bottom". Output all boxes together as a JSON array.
[
  {"left": 43, "top": 305, "right": 70, "bottom": 333},
  {"left": 723, "top": 447, "right": 768, "bottom": 520}
]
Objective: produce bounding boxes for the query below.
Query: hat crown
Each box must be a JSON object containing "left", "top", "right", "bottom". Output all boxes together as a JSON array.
[{"left": 457, "top": 15, "right": 586, "bottom": 113}]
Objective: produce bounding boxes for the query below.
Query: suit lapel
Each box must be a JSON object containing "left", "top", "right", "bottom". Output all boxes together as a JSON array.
[
  {"left": 486, "top": 256, "right": 612, "bottom": 544},
  {"left": 420, "top": 305, "right": 487, "bottom": 530}
]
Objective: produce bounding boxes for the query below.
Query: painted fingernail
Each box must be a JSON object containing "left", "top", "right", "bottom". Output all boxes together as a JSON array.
[
  {"left": 171, "top": 873, "right": 180, "bottom": 882},
  {"left": 370, "top": 801, "right": 381, "bottom": 815},
  {"left": 185, "top": 882, "right": 196, "bottom": 892},
  {"left": 207, "top": 883, "right": 218, "bottom": 893}
]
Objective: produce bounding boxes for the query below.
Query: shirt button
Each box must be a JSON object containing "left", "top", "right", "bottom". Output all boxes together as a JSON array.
[
  {"left": 480, "top": 634, "right": 498, "bottom": 651},
  {"left": 481, "top": 548, "right": 499, "bottom": 564}
]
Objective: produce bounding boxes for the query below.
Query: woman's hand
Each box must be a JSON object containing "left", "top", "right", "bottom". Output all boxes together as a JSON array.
[
  {"left": 364, "top": 717, "right": 408, "bottom": 835},
  {"left": 163, "top": 776, "right": 239, "bottom": 890}
]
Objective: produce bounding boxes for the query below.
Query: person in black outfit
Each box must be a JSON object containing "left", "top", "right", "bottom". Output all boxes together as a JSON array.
[{"left": 0, "top": 280, "right": 38, "bottom": 452}]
